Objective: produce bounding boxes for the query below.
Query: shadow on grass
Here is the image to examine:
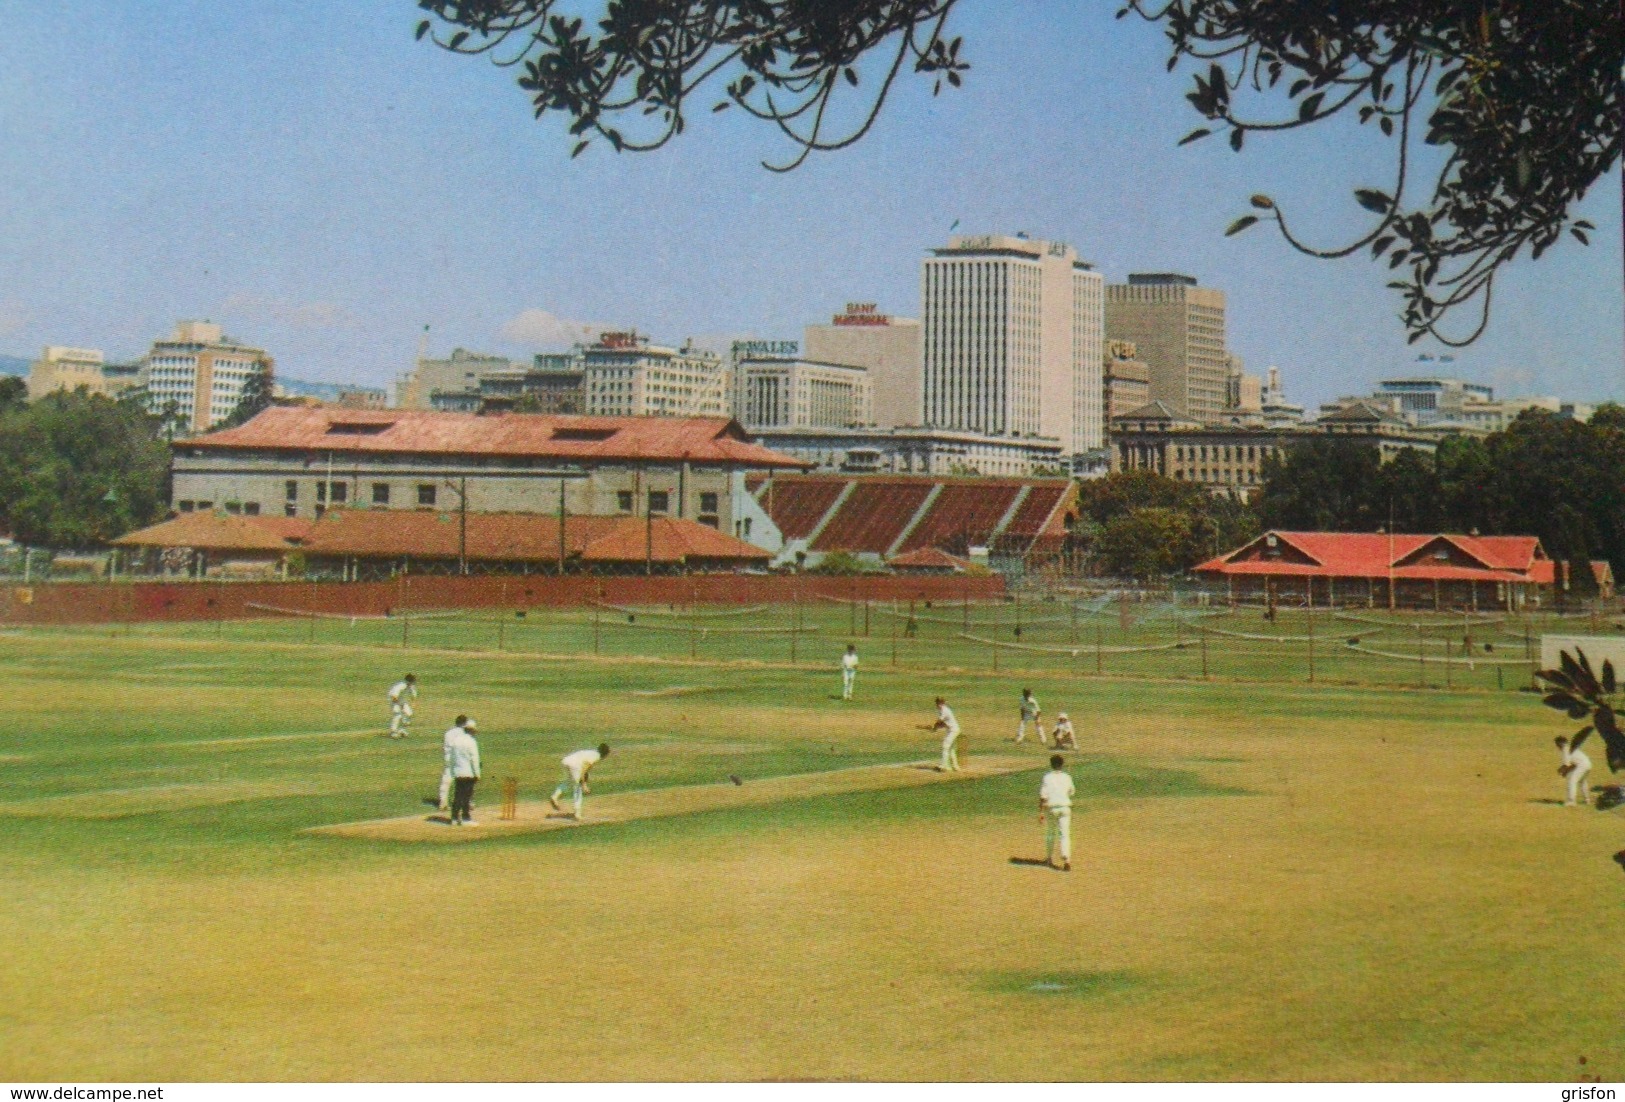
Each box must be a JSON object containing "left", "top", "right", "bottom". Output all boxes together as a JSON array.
[{"left": 981, "top": 969, "right": 1146, "bottom": 999}]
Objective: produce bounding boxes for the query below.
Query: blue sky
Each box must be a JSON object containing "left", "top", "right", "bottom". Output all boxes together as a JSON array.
[{"left": 0, "top": 1, "right": 1619, "bottom": 411}]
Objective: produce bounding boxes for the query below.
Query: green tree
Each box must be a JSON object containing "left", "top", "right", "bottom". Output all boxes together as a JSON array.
[
  {"left": 1254, "top": 438, "right": 1386, "bottom": 532},
  {"left": 417, "top": 0, "right": 1619, "bottom": 343},
  {"left": 0, "top": 391, "right": 170, "bottom": 547},
  {"left": 0, "top": 376, "right": 27, "bottom": 415},
  {"left": 1094, "top": 507, "right": 1201, "bottom": 580},
  {"left": 221, "top": 365, "right": 274, "bottom": 429}
]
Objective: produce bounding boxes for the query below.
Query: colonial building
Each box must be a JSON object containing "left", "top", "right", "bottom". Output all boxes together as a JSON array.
[
  {"left": 748, "top": 425, "right": 1065, "bottom": 478},
  {"left": 1194, "top": 530, "right": 1556, "bottom": 611},
  {"left": 581, "top": 332, "right": 730, "bottom": 418},
  {"left": 1110, "top": 398, "right": 1440, "bottom": 498},
  {"left": 1103, "top": 340, "right": 1151, "bottom": 421},
  {"left": 167, "top": 407, "right": 807, "bottom": 542},
  {"left": 734, "top": 355, "right": 872, "bottom": 431}
]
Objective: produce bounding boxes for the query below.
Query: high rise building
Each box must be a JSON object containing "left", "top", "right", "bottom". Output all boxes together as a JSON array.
[
  {"left": 735, "top": 355, "right": 872, "bottom": 431},
  {"left": 1103, "top": 340, "right": 1152, "bottom": 422},
  {"left": 140, "top": 321, "right": 273, "bottom": 433},
  {"left": 27, "top": 346, "right": 125, "bottom": 400},
  {"left": 1105, "top": 273, "right": 1228, "bottom": 422},
  {"left": 802, "top": 305, "right": 922, "bottom": 429},
  {"left": 396, "top": 348, "right": 516, "bottom": 410},
  {"left": 920, "top": 234, "right": 1104, "bottom": 457},
  {"left": 581, "top": 331, "right": 730, "bottom": 418}
]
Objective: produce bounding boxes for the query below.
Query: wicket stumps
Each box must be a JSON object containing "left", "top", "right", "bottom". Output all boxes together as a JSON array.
[{"left": 500, "top": 777, "right": 518, "bottom": 821}]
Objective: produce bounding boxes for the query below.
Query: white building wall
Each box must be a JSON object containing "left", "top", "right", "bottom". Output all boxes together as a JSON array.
[{"left": 1072, "top": 268, "right": 1105, "bottom": 453}]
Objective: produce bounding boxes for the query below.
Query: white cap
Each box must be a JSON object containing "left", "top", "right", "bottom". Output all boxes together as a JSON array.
[{"left": 463, "top": 717, "right": 478, "bottom": 731}]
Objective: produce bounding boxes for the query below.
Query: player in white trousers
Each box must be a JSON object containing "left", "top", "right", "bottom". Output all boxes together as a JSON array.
[
  {"left": 1039, "top": 754, "right": 1075, "bottom": 871},
  {"left": 1051, "top": 711, "right": 1078, "bottom": 750},
  {"left": 1016, "top": 688, "right": 1045, "bottom": 744},
  {"left": 931, "top": 697, "right": 961, "bottom": 772},
  {"left": 1557, "top": 734, "right": 1592, "bottom": 807},
  {"left": 387, "top": 674, "right": 417, "bottom": 738},
  {"left": 438, "top": 715, "right": 470, "bottom": 811},
  {"left": 551, "top": 743, "right": 611, "bottom": 820},
  {"left": 840, "top": 645, "right": 859, "bottom": 700}
]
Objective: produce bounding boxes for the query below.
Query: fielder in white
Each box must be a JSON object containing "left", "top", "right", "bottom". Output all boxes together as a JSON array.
[
  {"left": 840, "top": 645, "right": 859, "bottom": 700},
  {"left": 386, "top": 674, "right": 418, "bottom": 738},
  {"left": 438, "top": 714, "right": 471, "bottom": 811},
  {"left": 1016, "top": 688, "right": 1045, "bottom": 745},
  {"left": 1039, "top": 754, "right": 1074, "bottom": 871},
  {"left": 1051, "top": 711, "right": 1078, "bottom": 750},
  {"left": 931, "top": 697, "right": 961, "bottom": 772},
  {"left": 550, "top": 743, "right": 611, "bottom": 820},
  {"left": 1557, "top": 734, "right": 1592, "bottom": 807}
]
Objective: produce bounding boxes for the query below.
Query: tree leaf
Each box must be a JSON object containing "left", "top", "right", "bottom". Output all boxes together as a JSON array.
[
  {"left": 1354, "top": 188, "right": 1392, "bottom": 213},
  {"left": 1298, "top": 92, "right": 1324, "bottom": 120},
  {"left": 415, "top": 20, "right": 431, "bottom": 41},
  {"left": 571, "top": 140, "right": 589, "bottom": 158},
  {"left": 1178, "top": 128, "right": 1212, "bottom": 145},
  {"left": 1370, "top": 236, "right": 1395, "bottom": 257},
  {"left": 1225, "top": 215, "right": 1259, "bottom": 236},
  {"left": 1229, "top": 128, "right": 1244, "bottom": 151}
]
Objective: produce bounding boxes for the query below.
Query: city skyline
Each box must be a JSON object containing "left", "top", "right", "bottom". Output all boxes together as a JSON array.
[{"left": 1, "top": 2, "right": 1619, "bottom": 413}]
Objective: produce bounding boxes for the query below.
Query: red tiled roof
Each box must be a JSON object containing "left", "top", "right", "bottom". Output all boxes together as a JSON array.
[
  {"left": 887, "top": 547, "right": 970, "bottom": 572},
  {"left": 296, "top": 510, "right": 768, "bottom": 565},
  {"left": 179, "top": 407, "right": 809, "bottom": 468},
  {"left": 1194, "top": 530, "right": 1552, "bottom": 583},
  {"left": 113, "top": 512, "right": 313, "bottom": 551}
]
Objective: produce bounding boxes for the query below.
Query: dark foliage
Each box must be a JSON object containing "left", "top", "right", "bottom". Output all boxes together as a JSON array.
[
  {"left": 1126, "top": 0, "right": 1621, "bottom": 345},
  {"left": 1537, "top": 648, "right": 1625, "bottom": 773}
]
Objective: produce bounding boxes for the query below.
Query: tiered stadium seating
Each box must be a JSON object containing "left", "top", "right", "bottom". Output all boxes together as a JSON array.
[
  {"left": 895, "top": 482, "right": 1022, "bottom": 555},
  {"left": 756, "top": 478, "right": 848, "bottom": 541},
  {"left": 810, "top": 480, "right": 934, "bottom": 553}
]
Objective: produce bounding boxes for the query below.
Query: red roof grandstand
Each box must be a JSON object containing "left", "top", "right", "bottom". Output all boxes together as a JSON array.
[
  {"left": 895, "top": 483, "right": 1021, "bottom": 554},
  {"left": 758, "top": 479, "right": 848, "bottom": 541},
  {"left": 809, "top": 480, "right": 934, "bottom": 553}
]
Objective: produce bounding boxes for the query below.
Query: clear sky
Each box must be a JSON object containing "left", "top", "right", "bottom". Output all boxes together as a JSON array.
[{"left": 1, "top": 1, "right": 1619, "bottom": 411}]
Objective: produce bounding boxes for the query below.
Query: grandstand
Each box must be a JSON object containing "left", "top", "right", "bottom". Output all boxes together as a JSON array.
[{"left": 753, "top": 474, "right": 1076, "bottom": 569}]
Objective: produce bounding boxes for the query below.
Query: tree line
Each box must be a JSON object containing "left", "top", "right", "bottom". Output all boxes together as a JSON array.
[{"left": 1078, "top": 406, "right": 1625, "bottom": 586}]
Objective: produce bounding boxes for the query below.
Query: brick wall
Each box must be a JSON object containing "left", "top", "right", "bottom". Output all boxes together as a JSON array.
[{"left": 0, "top": 573, "right": 1005, "bottom": 625}]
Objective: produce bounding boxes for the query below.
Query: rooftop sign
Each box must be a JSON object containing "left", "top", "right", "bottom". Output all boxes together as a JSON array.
[
  {"left": 732, "top": 339, "right": 799, "bottom": 358},
  {"left": 833, "top": 303, "right": 891, "bottom": 327}
]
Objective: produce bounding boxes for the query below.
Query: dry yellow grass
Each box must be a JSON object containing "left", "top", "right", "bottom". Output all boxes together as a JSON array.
[{"left": 0, "top": 631, "right": 1619, "bottom": 1081}]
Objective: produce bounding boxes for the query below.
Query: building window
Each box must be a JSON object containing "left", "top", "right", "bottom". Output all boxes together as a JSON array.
[
  {"left": 417, "top": 484, "right": 437, "bottom": 507},
  {"left": 196, "top": 501, "right": 213, "bottom": 511},
  {"left": 617, "top": 490, "right": 634, "bottom": 512},
  {"left": 177, "top": 500, "right": 195, "bottom": 512},
  {"left": 329, "top": 482, "right": 348, "bottom": 504},
  {"left": 316, "top": 482, "right": 327, "bottom": 503},
  {"left": 648, "top": 490, "right": 670, "bottom": 514},
  {"left": 224, "top": 502, "right": 242, "bottom": 515},
  {"left": 285, "top": 503, "right": 298, "bottom": 518},
  {"left": 285, "top": 480, "right": 298, "bottom": 501},
  {"left": 699, "top": 491, "right": 719, "bottom": 514},
  {"left": 372, "top": 483, "right": 390, "bottom": 506},
  {"left": 244, "top": 502, "right": 260, "bottom": 516}
]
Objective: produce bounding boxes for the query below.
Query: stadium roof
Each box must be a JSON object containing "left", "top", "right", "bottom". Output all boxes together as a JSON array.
[
  {"left": 177, "top": 407, "right": 810, "bottom": 468},
  {"left": 1194, "top": 531, "right": 1555, "bottom": 584},
  {"left": 113, "top": 510, "right": 770, "bottom": 566}
]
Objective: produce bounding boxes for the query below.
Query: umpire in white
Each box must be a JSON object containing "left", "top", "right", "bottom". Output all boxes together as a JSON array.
[{"left": 445, "top": 718, "right": 481, "bottom": 826}]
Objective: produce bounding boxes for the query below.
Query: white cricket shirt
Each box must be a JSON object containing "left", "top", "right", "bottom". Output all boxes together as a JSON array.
[{"left": 1039, "top": 770, "right": 1075, "bottom": 809}]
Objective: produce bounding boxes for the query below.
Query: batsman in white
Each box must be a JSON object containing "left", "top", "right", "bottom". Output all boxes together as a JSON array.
[
  {"left": 386, "top": 673, "right": 418, "bottom": 738},
  {"left": 840, "top": 644, "right": 860, "bottom": 700},
  {"left": 1038, "top": 754, "right": 1074, "bottom": 871},
  {"left": 551, "top": 743, "right": 611, "bottom": 820},
  {"left": 1016, "top": 688, "right": 1045, "bottom": 745},
  {"left": 931, "top": 697, "right": 961, "bottom": 772},
  {"left": 1556, "top": 733, "right": 1592, "bottom": 807},
  {"left": 438, "top": 714, "right": 471, "bottom": 811}
]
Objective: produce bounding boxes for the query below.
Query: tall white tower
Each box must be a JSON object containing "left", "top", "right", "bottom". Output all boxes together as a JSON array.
[{"left": 921, "top": 234, "right": 1103, "bottom": 457}]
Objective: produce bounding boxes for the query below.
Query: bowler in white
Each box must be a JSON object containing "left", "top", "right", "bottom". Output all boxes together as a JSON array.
[
  {"left": 1039, "top": 754, "right": 1075, "bottom": 871},
  {"left": 551, "top": 743, "right": 611, "bottom": 820}
]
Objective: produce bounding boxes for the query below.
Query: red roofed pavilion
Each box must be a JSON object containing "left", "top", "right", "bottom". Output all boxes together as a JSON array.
[{"left": 1194, "top": 530, "right": 1555, "bottom": 611}]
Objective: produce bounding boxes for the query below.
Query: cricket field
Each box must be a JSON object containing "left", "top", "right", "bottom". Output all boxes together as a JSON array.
[{"left": 0, "top": 619, "right": 1618, "bottom": 1082}]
